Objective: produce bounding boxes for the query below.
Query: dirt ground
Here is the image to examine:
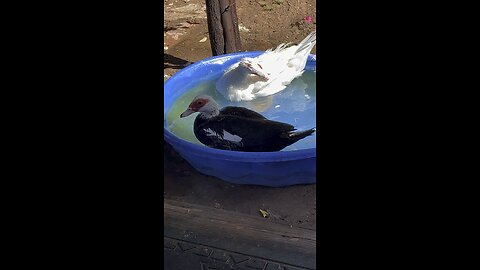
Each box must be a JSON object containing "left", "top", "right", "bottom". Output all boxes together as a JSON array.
[
  {"left": 163, "top": 0, "right": 316, "bottom": 230},
  {"left": 164, "top": 0, "right": 316, "bottom": 79}
]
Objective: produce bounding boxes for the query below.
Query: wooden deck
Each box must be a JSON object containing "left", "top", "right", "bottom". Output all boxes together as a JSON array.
[{"left": 164, "top": 199, "right": 316, "bottom": 269}]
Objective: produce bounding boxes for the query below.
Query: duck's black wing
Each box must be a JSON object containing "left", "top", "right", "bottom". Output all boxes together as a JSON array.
[
  {"left": 219, "top": 106, "right": 267, "bottom": 119},
  {"left": 195, "top": 115, "right": 297, "bottom": 152}
]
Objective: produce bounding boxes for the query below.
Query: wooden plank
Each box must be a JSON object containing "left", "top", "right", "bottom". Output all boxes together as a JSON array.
[{"left": 164, "top": 199, "right": 316, "bottom": 269}]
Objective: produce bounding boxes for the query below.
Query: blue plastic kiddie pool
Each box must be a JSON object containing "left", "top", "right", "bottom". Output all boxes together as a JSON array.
[{"left": 164, "top": 51, "right": 316, "bottom": 187}]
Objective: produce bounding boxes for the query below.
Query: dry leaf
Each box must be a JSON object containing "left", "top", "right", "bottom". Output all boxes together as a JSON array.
[
  {"left": 199, "top": 37, "right": 207, "bottom": 42},
  {"left": 259, "top": 209, "right": 269, "bottom": 218}
]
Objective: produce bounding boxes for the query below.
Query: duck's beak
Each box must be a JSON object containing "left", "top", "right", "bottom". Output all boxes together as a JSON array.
[
  {"left": 243, "top": 63, "right": 269, "bottom": 81},
  {"left": 180, "top": 108, "right": 195, "bottom": 118},
  {"left": 251, "top": 70, "right": 269, "bottom": 81},
  {"left": 255, "top": 73, "right": 270, "bottom": 81}
]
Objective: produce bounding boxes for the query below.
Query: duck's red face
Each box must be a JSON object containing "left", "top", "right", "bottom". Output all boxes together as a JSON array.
[
  {"left": 180, "top": 97, "right": 209, "bottom": 118},
  {"left": 188, "top": 98, "right": 209, "bottom": 111}
]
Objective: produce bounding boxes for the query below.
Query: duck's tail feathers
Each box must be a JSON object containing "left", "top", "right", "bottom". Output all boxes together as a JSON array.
[
  {"left": 265, "top": 42, "right": 295, "bottom": 54},
  {"left": 295, "top": 31, "right": 316, "bottom": 55},
  {"left": 288, "top": 127, "right": 316, "bottom": 141}
]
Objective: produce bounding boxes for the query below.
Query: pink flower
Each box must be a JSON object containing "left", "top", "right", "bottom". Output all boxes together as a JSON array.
[{"left": 304, "top": 16, "right": 313, "bottom": 23}]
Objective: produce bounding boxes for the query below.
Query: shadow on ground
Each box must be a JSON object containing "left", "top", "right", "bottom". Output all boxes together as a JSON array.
[{"left": 164, "top": 53, "right": 192, "bottom": 69}]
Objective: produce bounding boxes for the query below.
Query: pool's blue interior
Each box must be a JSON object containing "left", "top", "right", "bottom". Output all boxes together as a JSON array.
[{"left": 164, "top": 51, "right": 317, "bottom": 160}]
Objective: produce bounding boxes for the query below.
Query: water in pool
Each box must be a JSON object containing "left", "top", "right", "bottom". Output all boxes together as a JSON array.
[{"left": 166, "top": 71, "right": 316, "bottom": 151}]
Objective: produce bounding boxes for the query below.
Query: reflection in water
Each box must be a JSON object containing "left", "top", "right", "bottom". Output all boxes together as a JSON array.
[
  {"left": 241, "top": 96, "right": 273, "bottom": 112},
  {"left": 237, "top": 76, "right": 310, "bottom": 113}
]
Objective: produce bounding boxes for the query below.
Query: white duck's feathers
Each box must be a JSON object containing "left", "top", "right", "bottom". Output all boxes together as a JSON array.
[{"left": 216, "top": 31, "right": 316, "bottom": 102}]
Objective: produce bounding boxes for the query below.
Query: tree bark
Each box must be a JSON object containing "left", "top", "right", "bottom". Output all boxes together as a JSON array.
[
  {"left": 205, "top": 0, "right": 224, "bottom": 55},
  {"left": 229, "top": 1, "right": 242, "bottom": 51},
  {"left": 205, "top": 0, "right": 242, "bottom": 56}
]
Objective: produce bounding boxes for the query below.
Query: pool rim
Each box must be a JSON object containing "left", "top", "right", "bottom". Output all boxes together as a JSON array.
[{"left": 164, "top": 51, "right": 316, "bottom": 162}]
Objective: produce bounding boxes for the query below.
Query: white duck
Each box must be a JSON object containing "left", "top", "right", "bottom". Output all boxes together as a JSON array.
[{"left": 216, "top": 31, "right": 316, "bottom": 102}]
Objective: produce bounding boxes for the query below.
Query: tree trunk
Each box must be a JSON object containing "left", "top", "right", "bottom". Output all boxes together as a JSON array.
[
  {"left": 205, "top": 0, "right": 224, "bottom": 56},
  {"left": 229, "top": 1, "right": 242, "bottom": 51},
  {"left": 205, "top": 0, "right": 242, "bottom": 56}
]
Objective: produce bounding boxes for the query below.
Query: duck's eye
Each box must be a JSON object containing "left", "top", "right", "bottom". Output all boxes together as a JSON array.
[{"left": 197, "top": 101, "right": 202, "bottom": 105}]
